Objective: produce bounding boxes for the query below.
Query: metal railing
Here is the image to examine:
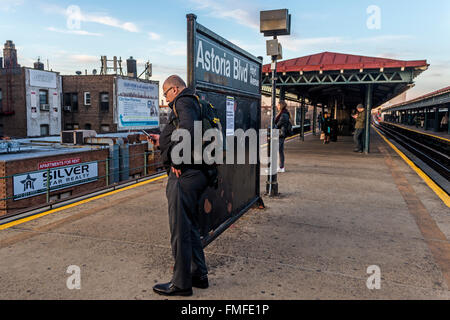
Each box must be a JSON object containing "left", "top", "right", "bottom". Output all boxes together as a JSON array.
[{"left": 0, "top": 150, "right": 164, "bottom": 206}]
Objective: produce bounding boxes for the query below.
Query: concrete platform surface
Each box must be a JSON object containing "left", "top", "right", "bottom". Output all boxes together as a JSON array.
[{"left": 0, "top": 130, "right": 449, "bottom": 300}]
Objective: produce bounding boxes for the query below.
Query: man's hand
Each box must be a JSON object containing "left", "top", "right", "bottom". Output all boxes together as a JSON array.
[
  {"left": 148, "top": 134, "right": 160, "bottom": 147},
  {"left": 171, "top": 167, "right": 182, "bottom": 178}
]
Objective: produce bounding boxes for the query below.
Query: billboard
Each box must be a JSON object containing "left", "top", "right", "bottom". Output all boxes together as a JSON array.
[
  {"left": 13, "top": 162, "right": 98, "bottom": 200},
  {"left": 187, "top": 14, "right": 263, "bottom": 247},
  {"left": 28, "top": 69, "right": 57, "bottom": 89},
  {"left": 116, "top": 78, "right": 159, "bottom": 130}
]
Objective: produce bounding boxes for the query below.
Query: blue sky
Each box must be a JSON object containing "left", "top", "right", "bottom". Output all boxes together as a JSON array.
[{"left": 1, "top": 0, "right": 449, "bottom": 102}]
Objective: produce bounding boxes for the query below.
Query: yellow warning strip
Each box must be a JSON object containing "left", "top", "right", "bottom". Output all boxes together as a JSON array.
[
  {"left": 261, "top": 131, "right": 312, "bottom": 148},
  {"left": 382, "top": 121, "right": 450, "bottom": 143},
  {"left": 374, "top": 126, "right": 450, "bottom": 207},
  {"left": 0, "top": 174, "right": 168, "bottom": 231}
]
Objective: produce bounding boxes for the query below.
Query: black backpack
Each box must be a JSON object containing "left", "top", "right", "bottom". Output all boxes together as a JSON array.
[
  {"left": 286, "top": 119, "right": 293, "bottom": 136},
  {"left": 172, "top": 94, "right": 221, "bottom": 134},
  {"left": 172, "top": 94, "right": 222, "bottom": 188}
]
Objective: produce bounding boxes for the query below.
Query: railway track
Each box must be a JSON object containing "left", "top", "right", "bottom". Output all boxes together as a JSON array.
[{"left": 375, "top": 123, "right": 450, "bottom": 192}]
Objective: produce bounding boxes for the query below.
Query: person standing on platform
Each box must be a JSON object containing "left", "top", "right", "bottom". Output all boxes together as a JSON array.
[
  {"left": 322, "top": 112, "right": 331, "bottom": 144},
  {"left": 352, "top": 104, "right": 366, "bottom": 153},
  {"left": 318, "top": 111, "right": 323, "bottom": 131},
  {"left": 441, "top": 112, "right": 448, "bottom": 132},
  {"left": 275, "top": 100, "right": 291, "bottom": 173},
  {"left": 148, "top": 75, "right": 209, "bottom": 297}
]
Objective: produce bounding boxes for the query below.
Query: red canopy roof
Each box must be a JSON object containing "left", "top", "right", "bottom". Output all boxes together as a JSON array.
[{"left": 262, "top": 51, "right": 428, "bottom": 73}]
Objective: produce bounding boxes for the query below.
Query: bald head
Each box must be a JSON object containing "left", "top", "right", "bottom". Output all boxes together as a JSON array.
[
  {"left": 163, "top": 75, "right": 186, "bottom": 90},
  {"left": 163, "top": 75, "right": 187, "bottom": 103}
]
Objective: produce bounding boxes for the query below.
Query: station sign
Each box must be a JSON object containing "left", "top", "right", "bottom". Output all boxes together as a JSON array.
[
  {"left": 195, "top": 32, "right": 260, "bottom": 96},
  {"left": 187, "top": 14, "right": 262, "bottom": 246}
]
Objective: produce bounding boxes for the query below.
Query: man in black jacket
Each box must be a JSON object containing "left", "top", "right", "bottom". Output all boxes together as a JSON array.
[{"left": 148, "top": 75, "right": 209, "bottom": 296}]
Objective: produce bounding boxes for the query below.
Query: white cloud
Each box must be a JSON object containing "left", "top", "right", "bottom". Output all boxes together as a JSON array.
[
  {"left": 0, "top": 0, "right": 24, "bottom": 12},
  {"left": 80, "top": 14, "right": 139, "bottom": 32},
  {"left": 190, "top": 0, "right": 259, "bottom": 30},
  {"left": 279, "top": 34, "right": 414, "bottom": 53},
  {"left": 68, "top": 54, "right": 99, "bottom": 64},
  {"left": 41, "top": 4, "right": 139, "bottom": 33},
  {"left": 148, "top": 32, "right": 161, "bottom": 40},
  {"left": 148, "top": 41, "right": 186, "bottom": 57},
  {"left": 47, "top": 27, "right": 103, "bottom": 37}
]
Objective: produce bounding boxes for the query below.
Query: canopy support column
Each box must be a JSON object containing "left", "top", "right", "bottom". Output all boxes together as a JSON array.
[{"left": 364, "top": 84, "right": 373, "bottom": 154}]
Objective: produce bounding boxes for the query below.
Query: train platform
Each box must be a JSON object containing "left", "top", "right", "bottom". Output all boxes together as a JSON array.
[
  {"left": 382, "top": 121, "right": 450, "bottom": 142},
  {"left": 0, "top": 130, "right": 449, "bottom": 299}
]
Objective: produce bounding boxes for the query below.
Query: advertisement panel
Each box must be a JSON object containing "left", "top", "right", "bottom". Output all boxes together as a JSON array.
[
  {"left": 116, "top": 78, "right": 159, "bottom": 130},
  {"left": 13, "top": 162, "right": 98, "bottom": 200},
  {"left": 29, "top": 69, "right": 57, "bottom": 89}
]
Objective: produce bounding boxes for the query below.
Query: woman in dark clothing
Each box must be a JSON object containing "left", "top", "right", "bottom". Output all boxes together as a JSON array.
[
  {"left": 322, "top": 112, "right": 332, "bottom": 144},
  {"left": 275, "top": 101, "right": 291, "bottom": 172}
]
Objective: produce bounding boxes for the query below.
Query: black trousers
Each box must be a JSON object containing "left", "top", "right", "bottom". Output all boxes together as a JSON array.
[
  {"left": 279, "top": 137, "right": 285, "bottom": 169},
  {"left": 354, "top": 128, "right": 365, "bottom": 151},
  {"left": 166, "top": 168, "right": 208, "bottom": 289}
]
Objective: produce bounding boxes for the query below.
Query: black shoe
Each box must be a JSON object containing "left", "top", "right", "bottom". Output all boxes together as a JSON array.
[
  {"left": 353, "top": 149, "right": 360, "bottom": 152},
  {"left": 153, "top": 282, "right": 193, "bottom": 296},
  {"left": 192, "top": 275, "right": 209, "bottom": 289}
]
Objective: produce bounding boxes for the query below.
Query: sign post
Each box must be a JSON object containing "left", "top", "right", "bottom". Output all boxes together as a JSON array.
[{"left": 260, "top": 9, "right": 291, "bottom": 196}]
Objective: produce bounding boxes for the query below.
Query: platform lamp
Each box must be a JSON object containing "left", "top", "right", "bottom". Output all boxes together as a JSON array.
[{"left": 260, "top": 9, "right": 291, "bottom": 196}]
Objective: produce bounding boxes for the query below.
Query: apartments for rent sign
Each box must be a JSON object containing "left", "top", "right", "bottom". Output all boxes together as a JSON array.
[
  {"left": 195, "top": 33, "right": 260, "bottom": 95},
  {"left": 13, "top": 162, "right": 98, "bottom": 200}
]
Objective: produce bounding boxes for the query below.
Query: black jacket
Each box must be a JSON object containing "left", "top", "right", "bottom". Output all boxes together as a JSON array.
[
  {"left": 276, "top": 110, "right": 290, "bottom": 139},
  {"left": 159, "top": 88, "right": 203, "bottom": 172}
]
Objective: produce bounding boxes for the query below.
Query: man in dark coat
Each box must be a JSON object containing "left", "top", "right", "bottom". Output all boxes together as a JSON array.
[
  {"left": 148, "top": 75, "right": 209, "bottom": 296},
  {"left": 352, "top": 104, "right": 366, "bottom": 153}
]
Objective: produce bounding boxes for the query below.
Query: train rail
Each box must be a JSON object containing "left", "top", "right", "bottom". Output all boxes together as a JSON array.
[{"left": 375, "top": 123, "right": 450, "bottom": 192}]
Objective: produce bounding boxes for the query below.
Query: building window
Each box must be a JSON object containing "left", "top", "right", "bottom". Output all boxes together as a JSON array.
[
  {"left": 101, "top": 124, "right": 110, "bottom": 132},
  {"left": 84, "top": 92, "right": 91, "bottom": 106},
  {"left": 73, "top": 123, "right": 79, "bottom": 130},
  {"left": 0, "top": 88, "right": 3, "bottom": 111},
  {"left": 63, "top": 92, "right": 78, "bottom": 112},
  {"left": 65, "top": 123, "right": 73, "bottom": 130},
  {"left": 84, "top": 123, "right": 92, "bottom": 130},
  {"left": 100, "top": 92, "right": 109, "bottom": 111},
  {"left": 39, "top": 90, "right": 49, "bottom": 110},
  {"left": 40, "top": 124, "right": 49, "bottom": 136}
]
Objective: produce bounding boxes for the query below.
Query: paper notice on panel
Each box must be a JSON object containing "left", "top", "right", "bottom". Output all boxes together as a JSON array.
[{"left": 226, "top": 96, "right": 235, "bottom": 136}]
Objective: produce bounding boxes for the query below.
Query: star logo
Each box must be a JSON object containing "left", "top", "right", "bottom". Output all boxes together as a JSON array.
[{"left": 20, "top": 174, "right": 37, "bottom": 192}]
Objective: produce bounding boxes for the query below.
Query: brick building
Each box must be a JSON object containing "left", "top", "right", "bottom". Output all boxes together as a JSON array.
[
  {"left": 62, "top": 75, "right": 116, "bottom": 133},
  {"left": 0, "top": 40, "right": 62, "bottom": 138}
]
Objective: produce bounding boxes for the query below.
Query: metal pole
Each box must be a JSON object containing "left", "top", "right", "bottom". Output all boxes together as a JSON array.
[
  {"left": 447, "top": 105, "right": 450, "bottom": 135},
  {"left": 425, "top": 108, "right": 428, "bottom": 130},
  {"left": 186, "top": 14, "right": 197, "bottom": 89},
  {"left": 46, "top": 168, "right": 50, "bottom": 203},
  {"left": 144, "top": 151, "right": 147, "bottom": 176},
  {"left": 313, "top": 104, "right": 317, "bottom": 135},
  {"left": 106, "top": 158, "right": 109, "bottom": 186},
  {"left": 301, "top": 97, "right": 305, "bottom": 141},
  {"left": 364, "top": 84, "right": 373, "bottom": 154},
  {"left": 433, "top": 107, "right": 440, "bottom": 132},
  {"left": 266, "top": 44, "right": 278, "bottom": 196}
]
